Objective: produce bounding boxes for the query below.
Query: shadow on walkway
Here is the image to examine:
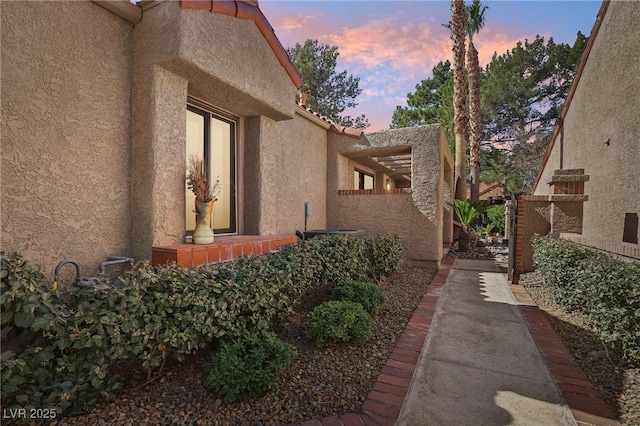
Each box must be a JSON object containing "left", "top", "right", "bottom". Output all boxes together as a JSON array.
[{"left": 397, "top": 259, "right": 574, "bottom": 425}]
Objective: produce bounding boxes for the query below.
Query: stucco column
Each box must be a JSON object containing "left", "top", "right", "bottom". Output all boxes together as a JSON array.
[
  {"left": 411, "top": 135, "right": 444, "bottom": 262},
  {"left": 244, "top": 115, "right": 280, "bottom": 235},
  {"left": 244, "top": 116, "right": 263, "bottom": 235},
  {"left": 131, "top": 65, "right": 188, "bottom": 260},
  {"left": 441, "top": 138, "right": 455, "bottom": 247}
]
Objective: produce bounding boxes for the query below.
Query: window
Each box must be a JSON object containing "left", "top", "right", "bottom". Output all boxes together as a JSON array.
[
  {"left": 354, "top": 169, "right": 374, "bottom": 190},
  {"left": 186, "top": 104, "right": 237, "bottom": 234}
]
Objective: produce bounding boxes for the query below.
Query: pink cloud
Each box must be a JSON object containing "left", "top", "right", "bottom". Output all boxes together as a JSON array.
[
  {"left": 325, "top": 18, "right": 451, "bottom": 73},
  {"left": 261, "top": 3, "right": 552, "bottom": 131},
  {"left": 474, "top": 24, "right": 547, "bottom": 68},
  {"left": 276, "top": 14, "right": 317, "bottom": 33}
]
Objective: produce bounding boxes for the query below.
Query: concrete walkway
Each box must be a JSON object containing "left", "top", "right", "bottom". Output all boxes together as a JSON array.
[
  {"left": 397, "top": 259, "right": 575, "bottom": 426},
  {"left": 291, "top": 257, "right": 619, "bottom": 426}
]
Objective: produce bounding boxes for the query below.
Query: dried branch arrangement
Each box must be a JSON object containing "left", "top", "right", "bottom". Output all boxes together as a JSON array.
[{"left": 187, "top": 155, "right": 220, "bottom": 203}]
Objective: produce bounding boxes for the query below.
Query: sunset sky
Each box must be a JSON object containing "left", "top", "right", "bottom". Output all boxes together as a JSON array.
[{"left": 259, "top": 1, "right": 603, "bottom": 131}]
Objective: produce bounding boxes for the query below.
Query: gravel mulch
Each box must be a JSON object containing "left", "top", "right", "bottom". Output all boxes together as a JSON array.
[
  {"left": 445, "top": 241, "right": 508, "bottom": 261},
  {"left": 520, "top": 271, "right": 640, "bottom": 426},
  {"left": 53, "top": 266, "right": 436, "bottom": 426}
]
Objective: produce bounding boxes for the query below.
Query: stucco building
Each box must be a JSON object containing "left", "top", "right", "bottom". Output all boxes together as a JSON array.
[
  {"left": 514, "top": 0, "right": 640, "bottom": 276},
  {"left": 1, "top": 0, "right": 453, "bottom": 280}
]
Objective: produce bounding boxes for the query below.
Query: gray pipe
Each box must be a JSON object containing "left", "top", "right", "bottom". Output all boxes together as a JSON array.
[
  {"left": 54, "top": 259, "right": 96, "bottom": 287},
  {"left": 54, "top": 259, "right": 81, "bottom": 280},
  {"left": 99, "top": 257, "right": 134, "bottom": 274}
]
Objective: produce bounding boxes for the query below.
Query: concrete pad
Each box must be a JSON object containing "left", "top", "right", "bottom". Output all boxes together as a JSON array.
[
  {"left": 397, "top": 257, "right": 575, "bottom": 426},
  {"left": 426, "top": 311, "right": 553, "bottom": 380},
  {"left": 397, "top": 359, "right": 575, "bottom": 426},
  {"left": 438, "top": 270, "right": 522, "bottom": 322},
  {"left": 453, "top": 258, "right": 502, "bottom": 272}
]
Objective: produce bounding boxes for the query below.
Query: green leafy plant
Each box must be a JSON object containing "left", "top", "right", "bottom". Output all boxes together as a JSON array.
[
  {"left": 1, "top": 252, "right": 119, "bottom": 415},
  {"left": 307, "top": 300, "right": 373, "bottom": 347},
  {"left": 309, "top": 235, "right": 369, "bottom": 284},
  {"left": 450, "top": 200, "right": 489, "bottom": 250},
  {"left": 486, "top": 205, "right": 505, "bottom": 233},
  {"left": 450, "top": 200, "right": 489, "bottom": 227},
  {"left": 365, "top": 234, "right": 403, "bottom": 282},
  {"left": 204, "top": 332, "right": 296, "bottom": 402},
  {"left": 331, "top": 281, "right": 387, "bottom": 315},
  {"left": 473, "top": 223, "right": 494, "bottom": 239},
  {"left": 532, "top": 235, "right": 640, "bottom": 363},
  {"left": 1, "top": 233, "right": 403, "bottom": 415}
]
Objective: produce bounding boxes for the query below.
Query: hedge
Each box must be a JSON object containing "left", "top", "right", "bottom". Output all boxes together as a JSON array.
[
  {"left": 0, "top": 233, "right": 403, "bottom": 414},
  {"left": 532, "top": 234, "right": 640, "bottom": 362},
  {"left": 307, "top": 301, "right": 373, "bottom": 347}
]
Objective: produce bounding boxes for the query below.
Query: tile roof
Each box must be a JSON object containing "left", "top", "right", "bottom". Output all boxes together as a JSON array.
[
  {"left": 466, "top": 181, "right": 504, "bottom": 200},
  {"left": 181, "top": 2, "right": 364, "bottom": 138},
  {"left": 296, "top": 97, "right": 364, "bottom": 139}
]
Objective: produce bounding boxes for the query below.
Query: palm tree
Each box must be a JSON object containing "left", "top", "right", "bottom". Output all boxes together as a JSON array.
[
  {"left": 450, "top": 0, "right": 468, "bottom": 201},
  {"left": 466, "top": 0, "right": 488, "bottom": 202}
]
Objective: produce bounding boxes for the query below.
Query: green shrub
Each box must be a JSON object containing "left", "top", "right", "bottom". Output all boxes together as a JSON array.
[
  {"left": 331, "top": 281, "right": 387, "bottom": 315},
  {"left": 532, "top": 235, "right": 600, "bottom": 310},
  {"left": 307, "top": 300, "right": 373, "bottom": 347},
  {"left": 450, "top": 200, "right": 489, "bottom": 226},
  {"left": 265, "top": 241, "right": 320, "bottom": 301},
  {"left": 308, "top": 236, "right": 369, "bottom": 284},
  {"left": 1, "top": 233, "right": 403, "bottom": 414},
  {"left": 210, "top": 256, "right": 293, "bottom": 337},
  {"left": 1, "top": 252, "right": 120, "bottom": 416},
  {"left": 365, "top": 234, "right": 403, "bottom": 282},
  {"left": 486, "top": 205, "right": 505, "bottom": 233},
  {"left": 204, "top": 332, "right": 296, "bottom": 402},
  {"left": 532, "top": 235, "right": 640, "bottom": 362}
]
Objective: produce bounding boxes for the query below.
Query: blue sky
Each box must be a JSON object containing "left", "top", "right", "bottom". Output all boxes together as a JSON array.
[{"left": 260, "top": 1, "right": 603, "bottom": 131}]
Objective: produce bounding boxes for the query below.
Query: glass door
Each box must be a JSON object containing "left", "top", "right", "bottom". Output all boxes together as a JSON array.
[{"left": 186, "top": 104, "right": 237, "bottom": 235}]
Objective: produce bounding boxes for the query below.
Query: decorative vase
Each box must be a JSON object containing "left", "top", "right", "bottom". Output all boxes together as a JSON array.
[{"left": 193, "top": 200, "right": 214, "bottom": 244}]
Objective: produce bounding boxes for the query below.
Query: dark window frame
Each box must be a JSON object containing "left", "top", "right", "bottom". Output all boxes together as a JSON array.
[
  {"left": 354, "top": 168, "right": 374, "bottom": 190},
  {"left": 186, "top": 103, "right": 237, "bottom": 235}
]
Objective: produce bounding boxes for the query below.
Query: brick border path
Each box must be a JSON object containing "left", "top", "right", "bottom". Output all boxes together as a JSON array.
[
  {"left": 288, "top": 258, "right": 620, "bottom": 426},
  {"left": 510, "top": 285, "right": 620, "bottom": 426},
  {"left": 286, "top": 257, "right": 453, "bottom": 426}
]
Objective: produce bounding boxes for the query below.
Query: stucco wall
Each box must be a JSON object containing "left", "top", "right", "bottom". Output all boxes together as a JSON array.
[
  {"left": 178, "top": 9, "right": 295, "bottom": 121},
  {"left": 268, "top": 112, "right": 327, "bottom": 233},
  {"left": 243, "top": 112, "right": 327, "bottom": 235},
  {"left": 516, "top": 197, "right": 585, "bottom": 274},
  {"left": 368, "top": 127, "right": 442, "bottom": 219},
  {"left": 327, "top": 125, "right": 452, "bottom": 266},
  {"left": 1, "top": 1, "right": 133, "bottom": 277},
  {"left": 131, "top": 66, "right": 188, "bottom": 260},
  {"left": 552, "top": 201, "right": 583, "bottom": 234},
  {"left": 534, "top": 1, "right": 640, "bottom": 246},
  {"left": 332, "top": 194, "right": 439, "bottom": 266},
  {"left": 130, "top": 2, "right": 298, "bottom": 258}
]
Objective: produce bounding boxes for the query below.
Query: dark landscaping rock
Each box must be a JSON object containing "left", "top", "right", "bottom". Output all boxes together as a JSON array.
[{"left": 47, "top": 266, "right": 435, "bottom": 426}]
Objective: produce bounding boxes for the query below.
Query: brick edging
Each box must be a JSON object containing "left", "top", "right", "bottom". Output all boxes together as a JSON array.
[
  {"left": 337, "top": 188, "right": 413, "bottom": 195},
  {"left": 510, "top": 285, "right": 621, "bottom": 426},
  {"left": 286, "top": 257, "right": 453, "bottom": 426}
]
